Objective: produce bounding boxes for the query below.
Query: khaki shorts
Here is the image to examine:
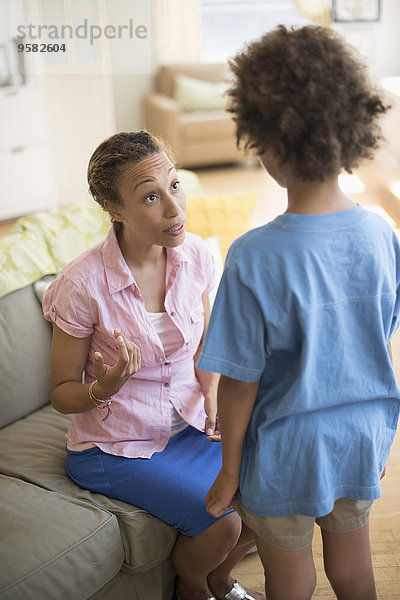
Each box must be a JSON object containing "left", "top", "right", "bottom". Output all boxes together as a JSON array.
[{"left": 232, "top": 497, "right": 373, "bottom": 552}]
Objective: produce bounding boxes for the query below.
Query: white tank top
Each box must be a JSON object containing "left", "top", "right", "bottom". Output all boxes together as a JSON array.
[{"left": 147, "top": 311, "right": 189, "bottom": 437}]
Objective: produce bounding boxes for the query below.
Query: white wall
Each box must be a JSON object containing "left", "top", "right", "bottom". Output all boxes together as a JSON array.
[
  {"left": 374, "top": 0, "right": 400, "bottom": 76},
  {"left": 105, "top": 0, "right": 155, "bottom": 132},
  {"left": 333, "top": 0, "right": 400, "bottom": 79},
  {"left": 43, "top": 72, "right": 116, "bottom": 206}
]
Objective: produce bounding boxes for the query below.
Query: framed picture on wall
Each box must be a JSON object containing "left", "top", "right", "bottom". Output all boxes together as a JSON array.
[{"left": 332, "top": 0, "right": 381, "bottom": 22}]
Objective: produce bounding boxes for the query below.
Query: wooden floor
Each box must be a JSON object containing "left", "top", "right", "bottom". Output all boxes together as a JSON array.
[{"left": 1, "top": 161, "right": 400, "bottom": 597}]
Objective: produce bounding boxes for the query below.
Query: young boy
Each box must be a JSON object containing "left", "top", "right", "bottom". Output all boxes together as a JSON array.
[{"left": 198, "top": 25, "right": 400, "bottom": 600}]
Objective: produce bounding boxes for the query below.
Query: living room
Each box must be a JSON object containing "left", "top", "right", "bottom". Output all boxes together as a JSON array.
[{"left": 1, "top": 1, "right": 400, "bottom": 599}]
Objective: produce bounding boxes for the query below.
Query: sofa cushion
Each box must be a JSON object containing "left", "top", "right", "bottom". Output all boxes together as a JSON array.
[
  {"left": 0, "top": 283, "right": 53, "bottom": 428},
  {"left": 0, "top": 405, "right": 178, "bottom": 574},
  {"left": 0, "top": 474, "right": 124, "bottom": 600}
]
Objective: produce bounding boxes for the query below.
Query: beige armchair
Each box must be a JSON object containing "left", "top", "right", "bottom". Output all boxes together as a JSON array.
[{"left": 145, "top": 63, "right": 245, "bottom": 168}]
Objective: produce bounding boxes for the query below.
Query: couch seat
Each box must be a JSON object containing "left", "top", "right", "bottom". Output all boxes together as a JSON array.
[
  {"left": 0, "top": 405, "right": 178, "bottom": 575},
  {"left": 0, "top": 474, "right": 124, "bottom": 600}
]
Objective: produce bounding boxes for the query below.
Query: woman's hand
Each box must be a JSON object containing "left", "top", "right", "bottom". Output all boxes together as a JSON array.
[
  {"left": 205, "top": 469, "right": 239, "bottom": 517},
  {"left": 204, "top": 393, "right": 221, "bottom": 441},
  {"left": 92, "top": 329, "right": 141, "bottom": 398}
]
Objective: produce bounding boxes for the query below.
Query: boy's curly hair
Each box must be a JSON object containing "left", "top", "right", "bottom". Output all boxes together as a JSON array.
[{"left": 227, "top": 25, "right": 390, "bottom": 181}]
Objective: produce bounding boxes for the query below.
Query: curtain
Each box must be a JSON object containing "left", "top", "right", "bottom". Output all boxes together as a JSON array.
[{"left": 152, "top": 0, "right": 203, "bottom": 64}]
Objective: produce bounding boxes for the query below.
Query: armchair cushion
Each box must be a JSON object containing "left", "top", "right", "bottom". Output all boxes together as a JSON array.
[
  {"left": 157, "top": 63, "right": 228, "bottom": 97},
  {"left": 173, "top": 74, "right": 227, "bottom": 112}
]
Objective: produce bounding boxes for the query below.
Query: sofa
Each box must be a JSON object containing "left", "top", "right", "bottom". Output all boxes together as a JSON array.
[
  {"left": 145, "top": 63, "right": 246, "bottom": 168},
  {"left": 0, "top": 173, "right": 258, "bottom": 600}
]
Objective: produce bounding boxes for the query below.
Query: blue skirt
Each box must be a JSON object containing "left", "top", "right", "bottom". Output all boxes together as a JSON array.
[{"left": 65, "top": 426, "right": 233, "bottom": 536}]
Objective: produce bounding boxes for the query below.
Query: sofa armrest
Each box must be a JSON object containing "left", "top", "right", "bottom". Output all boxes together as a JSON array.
[
  {"left": 144, "top": 92, "right": 180, "bottom": 152},
  {"left": 145, "top": 91, "right": 180, "bottom": 114}
]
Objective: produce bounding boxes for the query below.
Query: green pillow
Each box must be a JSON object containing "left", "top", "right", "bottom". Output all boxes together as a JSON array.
[
  {"left": 0, "top": 231, "right": 56, "bottom": 299},
  {"left": 0, "top": 170, "right": 203, "bottom": 298},
  {"left": 173, "top": 74, "right": 228, "bottom": 112},
  {"left": 13, "top": 203, "right": 111, "bottom": 271}
]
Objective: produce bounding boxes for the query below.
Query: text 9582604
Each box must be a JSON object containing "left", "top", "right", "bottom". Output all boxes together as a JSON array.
[{"left": 17, "top": 44, "right": 67, "bottom": 53}]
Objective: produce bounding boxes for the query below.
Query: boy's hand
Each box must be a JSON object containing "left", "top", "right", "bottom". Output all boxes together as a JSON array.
[{"left": 205, "top": 469, "right": 239, "bottom": 517}]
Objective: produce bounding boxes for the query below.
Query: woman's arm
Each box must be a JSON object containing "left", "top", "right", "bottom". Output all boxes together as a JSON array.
[
  {"left": 50, "top": 325, "right": 141, "bottom": 414},
  {"left": 205, "top": 375, "right": 259, "bottom": 517},
  {"left": 194, "top": 295, "right": 220, "bottom": 437}
]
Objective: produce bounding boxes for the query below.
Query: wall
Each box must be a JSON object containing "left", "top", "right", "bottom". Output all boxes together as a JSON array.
[
  {"left": 28, "top": 0, "right": 117, "bottom": 207},
  {"left": 374, "top": 0, "right": 400, "bottom": 76},
  {"left": 333, "top": 0, "right": 400, "bottom": 79},
  {"left": 105, "top": 0, "right": 155, "bottom": 132}
]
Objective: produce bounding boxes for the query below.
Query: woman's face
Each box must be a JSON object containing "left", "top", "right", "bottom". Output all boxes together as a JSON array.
[{"left": 107, "top": 152, "right": 187, "bottom": 249}]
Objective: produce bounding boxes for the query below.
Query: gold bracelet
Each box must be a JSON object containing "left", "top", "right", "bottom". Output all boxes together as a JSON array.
[
  {"left": 88, "top": 380, "right": 113, "bottom": 421},
  {"left": 88, "top": 380, "right": 112, "bottom": 403}
]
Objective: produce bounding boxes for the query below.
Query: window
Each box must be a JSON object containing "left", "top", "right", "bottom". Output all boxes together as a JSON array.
[
  {"left": 200, "top": 0, "right": 309, "bottom": 62},
  {"left": 35, "top": 0, "right": 102, "bottom": 69}
]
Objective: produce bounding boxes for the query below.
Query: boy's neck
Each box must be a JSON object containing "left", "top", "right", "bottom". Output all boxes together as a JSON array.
[{"left": 285, "top": 176, "right": 356, "bottom": 215}]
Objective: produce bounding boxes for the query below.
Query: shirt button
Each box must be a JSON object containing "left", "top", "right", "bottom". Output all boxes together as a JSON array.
[
  {"left": 185, "top": 342, "right": 189, "bottom": 346},
  {"left": 164, "top": 361, "right": 170, "bottom": 366},
  {"left": 52, "top": 307, "right": 56, "bottom": 312},
  {"left": 170, "top": 311, "right": 176, "bottom": 317},
  {"left": 164, "top": 382, "right": 170, "bottom": 387}
]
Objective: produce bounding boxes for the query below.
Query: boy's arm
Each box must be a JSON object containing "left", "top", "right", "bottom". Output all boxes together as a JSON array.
[
  {"left": 381, "top": 341, "right": 393, "bottom": 480},
  {"left": 205, "top": 375, "right": 259, "bottom": 517}
]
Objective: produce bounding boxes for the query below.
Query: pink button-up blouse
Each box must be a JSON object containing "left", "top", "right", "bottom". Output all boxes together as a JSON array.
[{"left": 43, "top": 226, "right": 216, "bottom": 458}]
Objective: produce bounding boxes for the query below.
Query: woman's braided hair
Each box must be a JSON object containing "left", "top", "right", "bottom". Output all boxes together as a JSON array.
[{"left": 87, "top": 130, "right": 173, "bottom": 209}]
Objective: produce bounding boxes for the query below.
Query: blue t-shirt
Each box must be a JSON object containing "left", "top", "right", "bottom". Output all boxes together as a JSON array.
[{"left": 198, "top": 205, "right": 400, "bottom": 517}]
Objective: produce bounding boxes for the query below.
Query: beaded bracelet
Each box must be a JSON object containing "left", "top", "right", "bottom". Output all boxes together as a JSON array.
[{"left": 88, "top": 380, "right": 112, "bottom": 421}]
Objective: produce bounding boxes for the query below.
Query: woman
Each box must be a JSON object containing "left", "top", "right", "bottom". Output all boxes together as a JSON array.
[{"left": 43, "top": 131, "right": 262, "bottom": 600}]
